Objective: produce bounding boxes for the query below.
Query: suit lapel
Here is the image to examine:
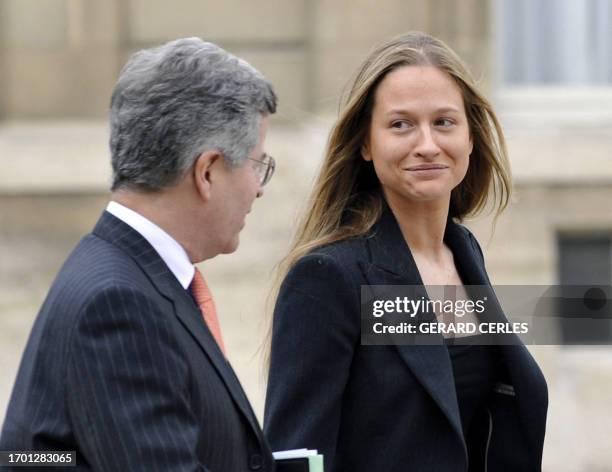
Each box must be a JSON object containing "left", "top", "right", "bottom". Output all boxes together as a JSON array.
[
  {"left": 361, "top": 208, "right": 465, "bottom": 446},
  {"left": 170, "top": 285, "right": 264, "bottom": 439},
  {"left": 92, "top": 211, "right": 263, "bottom": 439}
]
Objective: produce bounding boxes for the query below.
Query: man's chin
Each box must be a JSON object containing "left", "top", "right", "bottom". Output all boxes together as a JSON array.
[{"left": 221, "top": 237, "right": 240, "bottom": 255}]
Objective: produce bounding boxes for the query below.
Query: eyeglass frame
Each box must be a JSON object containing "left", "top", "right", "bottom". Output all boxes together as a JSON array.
[{"left": 247, "top": 153, "right": 275, "bottom": 187}]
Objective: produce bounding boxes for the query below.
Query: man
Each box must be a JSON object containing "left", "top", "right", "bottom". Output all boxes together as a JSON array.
[{"left": 0, "top": 37, "right": 277, "bottom": 471}]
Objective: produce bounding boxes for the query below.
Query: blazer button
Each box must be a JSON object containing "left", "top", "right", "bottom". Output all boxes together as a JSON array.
[{"left": 249, "top": 453, "right": 263, "bottom": 470}]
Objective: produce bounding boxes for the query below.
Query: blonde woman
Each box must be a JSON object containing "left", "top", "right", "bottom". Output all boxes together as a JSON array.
[{"left": 264, "top": 32, "right": 547, "bottom": 472}]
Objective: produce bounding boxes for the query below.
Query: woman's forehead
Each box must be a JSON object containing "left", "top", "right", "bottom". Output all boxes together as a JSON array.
[{"left": 372, "top": 66, "right": 465, "bottom": 114}]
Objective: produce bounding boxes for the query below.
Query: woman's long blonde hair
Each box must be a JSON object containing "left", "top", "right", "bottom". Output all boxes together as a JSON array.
[
  {"left": 264, "top": 32, "right": 511, "bottom": 364},
  {"left": 283, "top": 31, "right": 510, "bottom": 274}
]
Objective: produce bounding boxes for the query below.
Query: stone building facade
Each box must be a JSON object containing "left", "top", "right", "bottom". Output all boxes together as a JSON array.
[{"left": 1, "top": 1, "right": 611, "bottom": 470}]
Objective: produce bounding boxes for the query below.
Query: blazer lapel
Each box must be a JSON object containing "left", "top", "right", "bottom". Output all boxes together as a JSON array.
[
  {"left": 445, "top": 221, "right": 511, "bottom": 328},
  {"left": 93, "top": 211, "right": 263, "bottom": 439},
  {"left": 360, "top": 208, "right": 465, "bottom": 448},
  {"left": 445, "top": 219, "right": 548, "bottom": 460},
  {"left": 361, "top": 208, "right": 546, "bottom": 463},
  {"left": 444, "top": 221, "right": 491, "bottom": 286}
]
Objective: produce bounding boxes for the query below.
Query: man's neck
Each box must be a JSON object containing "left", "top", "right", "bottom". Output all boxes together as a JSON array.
[{"left": 110, "top": 190, "right": 207, "bottom": 263}]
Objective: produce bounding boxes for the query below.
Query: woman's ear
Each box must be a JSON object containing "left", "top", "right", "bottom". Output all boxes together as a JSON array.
[
  {"left": 193, "top": 150, "right": 222, "bottom": 202},
  {"left": 361, "top": 140, "right": 372, "bottom": 162}
]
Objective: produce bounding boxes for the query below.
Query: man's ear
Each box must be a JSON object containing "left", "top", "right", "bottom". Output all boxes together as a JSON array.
[{"left": 193, "top": 150, "right": 222, "bottom": 201}]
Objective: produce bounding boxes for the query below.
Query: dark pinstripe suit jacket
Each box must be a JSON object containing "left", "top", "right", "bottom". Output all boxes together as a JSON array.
[{"left": 0, "top": 211, "right": 273, "bottom": 472}]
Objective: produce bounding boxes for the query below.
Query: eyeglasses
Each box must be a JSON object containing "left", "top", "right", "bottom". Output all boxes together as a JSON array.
[{"left": 247, "top": 153, "right": 275, "bottom": 187}]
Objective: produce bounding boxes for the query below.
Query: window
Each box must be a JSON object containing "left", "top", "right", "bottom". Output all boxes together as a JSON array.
[
  {"left": 496, "top": 0, "right": 612, "bottom": 86},
  {"left": 557, "top": 234, "right": 612, "bottom": 344}
]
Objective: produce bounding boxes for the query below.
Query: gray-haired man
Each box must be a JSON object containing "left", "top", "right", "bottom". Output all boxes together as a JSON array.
[{"left": 0, "top": 38, "right": 277, "bottom": 471}]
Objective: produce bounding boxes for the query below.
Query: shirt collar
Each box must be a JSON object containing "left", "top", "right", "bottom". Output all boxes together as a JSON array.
[{"left": 106, "top": 201, "right": 195, "bottom": 289}]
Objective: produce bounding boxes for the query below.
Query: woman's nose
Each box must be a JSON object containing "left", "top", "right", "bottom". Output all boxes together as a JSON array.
[{"left": 414, "top": 127, "right": 441, "bottom": 158}]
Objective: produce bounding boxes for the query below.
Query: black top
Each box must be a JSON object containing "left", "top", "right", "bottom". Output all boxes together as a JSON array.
[{"left": 445, "top": 335, "right": 499, "bottom": 434}]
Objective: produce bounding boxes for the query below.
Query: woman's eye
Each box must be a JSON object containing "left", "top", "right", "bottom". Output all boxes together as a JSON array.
[
  {"left": 435, "top": 118, "right": 454, "bottom": 127},
  {"left": 391, "top": 120, "right": 411, "bottom": 129}
]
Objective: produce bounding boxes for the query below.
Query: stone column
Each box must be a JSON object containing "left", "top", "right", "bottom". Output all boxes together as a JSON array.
[
  {"left": 427, "top": 0, "right": 492, "bottom": 93},
  {"left": 308, "top": 0, "right": 492, "bottom": 115},
  {"left": 1, "top": 0, "right": 123, "bottom": 118},
  {"left": 0, "top": 1, "right": 7, "bottom": 121}
]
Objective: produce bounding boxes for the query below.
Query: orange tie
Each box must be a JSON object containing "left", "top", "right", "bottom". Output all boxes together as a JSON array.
[{"left": 190, "top": 267, "right": 227, "bottom": 356}]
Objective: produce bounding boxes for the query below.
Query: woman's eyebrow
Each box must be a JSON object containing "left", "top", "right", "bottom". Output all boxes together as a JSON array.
[{"left": 385, "top": 106, "right": 461, "bottom": 116}]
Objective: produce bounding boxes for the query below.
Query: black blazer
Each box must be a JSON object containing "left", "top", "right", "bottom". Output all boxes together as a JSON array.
[
  {"left": 265, "top": 208, "right": 548, "bottom": 472},
  {"left": 0, "top": 212, "right": 273, "bottom": 472}
]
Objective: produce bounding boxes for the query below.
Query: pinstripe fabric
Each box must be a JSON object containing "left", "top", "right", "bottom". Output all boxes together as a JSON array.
[{"left": 0, "top": 212, "right": 273, "bottom": 472}]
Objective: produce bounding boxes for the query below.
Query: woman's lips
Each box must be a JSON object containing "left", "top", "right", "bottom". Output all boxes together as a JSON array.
[{"left": 405, "top": 164, "right": 449, "bottom": 177}]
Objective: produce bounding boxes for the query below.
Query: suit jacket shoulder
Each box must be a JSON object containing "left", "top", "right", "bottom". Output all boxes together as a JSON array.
[{"left": 1, "top": 212, "right": 274, "bottom": 472}]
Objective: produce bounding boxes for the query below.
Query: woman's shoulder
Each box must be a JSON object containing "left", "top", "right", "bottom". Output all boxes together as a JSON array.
[
  {"left": 300, "top": 236, "right": 370, "bottom": 266},
  {"left": 283, "top": 237, "right": 370, "bottom": 289},
  {"left": 276, "top": 238, "right": 367, "bottom": 309},
  {"left": 448, "top": 219, "right": 486, "bottom": 262},
  {"left": 463, "top": 226, "right": 486, "bottom": 263}
]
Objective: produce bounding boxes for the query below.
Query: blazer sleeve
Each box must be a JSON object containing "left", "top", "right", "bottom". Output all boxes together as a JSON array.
[
  {"left": 264, "top": 252, "right": 360, "bottom": 471},
  {"left": 66, "top": 286, "right": 210, "bottom": 472}
]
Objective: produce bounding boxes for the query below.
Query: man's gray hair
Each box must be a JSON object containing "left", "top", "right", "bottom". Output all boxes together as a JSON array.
[{"left": 109, "top": 37, "right": 277, "bottom": 191}]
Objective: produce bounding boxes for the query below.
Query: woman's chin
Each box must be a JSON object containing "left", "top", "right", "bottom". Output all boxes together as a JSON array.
[{"left": 402, "top": 185, "right": 453, "bottom": 205}]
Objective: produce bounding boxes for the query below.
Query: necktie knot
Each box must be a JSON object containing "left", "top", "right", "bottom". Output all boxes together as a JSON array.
[
  {"left": 190, "top": 268, "right": 212, "bottom": 304},
  {"left": 190, "top": 267, "right": 227, "bottom": 356}
]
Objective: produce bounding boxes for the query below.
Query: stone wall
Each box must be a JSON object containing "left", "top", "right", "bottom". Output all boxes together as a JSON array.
[
  {"left": 1, "top": 1, "right": 612, "bottom": 470},
  {"left": 0, "top": 0, "right": 492, "bottom": 120}
]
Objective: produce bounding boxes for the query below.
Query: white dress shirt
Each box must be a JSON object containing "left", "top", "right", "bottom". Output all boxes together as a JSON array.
[{"left": 106, "top": 201, "right": 195, "bottom": 289}]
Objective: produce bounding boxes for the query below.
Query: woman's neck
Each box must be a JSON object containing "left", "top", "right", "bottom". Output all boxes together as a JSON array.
[{"left": 385, "top": 192, "right": 450, "bottom": 259}]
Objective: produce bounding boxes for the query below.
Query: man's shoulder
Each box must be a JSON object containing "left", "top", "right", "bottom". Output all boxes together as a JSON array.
[
  {"left": 34, "top": 232, "right": 172, "bottom": 354},
  {"left": 50, "top": 232, "right": 158, "bottom": 309},
  {"left": 63, "top": 232, "right": 143, "bottom": 282}
]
